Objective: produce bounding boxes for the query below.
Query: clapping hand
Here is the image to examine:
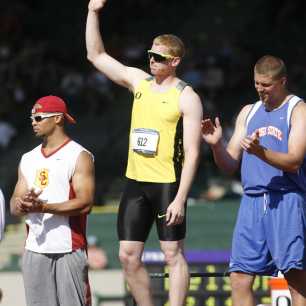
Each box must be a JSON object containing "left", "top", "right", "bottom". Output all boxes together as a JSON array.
[
  {"left": 16, "top": 188, "right": 45, "bottom": 213},
  {"left": 240, "top": 130, "right": 261, "bottom": 155},
  {"left": 201, "top": 117, "right": 223, "bottom": 146}
]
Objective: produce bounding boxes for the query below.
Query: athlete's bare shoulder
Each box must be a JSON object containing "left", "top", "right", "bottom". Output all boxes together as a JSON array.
[
  {"left": 127, "top": 67, "right": 151, "bottom": 91},
  {"left": 292, "top": 99, "right": 306, "bottom": 111},
  {"left": 290, "top": 99, "right": 306, "bottom": 124},
  {"left": 179, "top": 83, "right": 203, "bottom": 115},
  {"left": 236, "top": 103, "right": 254, "bottom": 124},
  {"left": 181, "top": 84, "right": 198, "bottom": 97}
]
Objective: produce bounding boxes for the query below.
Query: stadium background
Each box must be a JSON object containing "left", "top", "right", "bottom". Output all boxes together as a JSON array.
[{"left": 0, "top": 0, "right": 305, "bottom": 305}]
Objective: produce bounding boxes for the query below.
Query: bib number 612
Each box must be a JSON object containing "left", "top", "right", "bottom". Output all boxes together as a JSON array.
[{"left": 137, "top": 137, "right": 148, "bottom": 147}]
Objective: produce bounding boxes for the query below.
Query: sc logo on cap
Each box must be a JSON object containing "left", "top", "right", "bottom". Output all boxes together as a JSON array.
[{"left": 32, "top": 103, "right": 43, "bottom": 114}]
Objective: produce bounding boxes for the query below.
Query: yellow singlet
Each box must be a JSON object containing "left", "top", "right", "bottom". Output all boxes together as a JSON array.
[{"left": 126, "top": 77, "right": 187, "bottom": 183}]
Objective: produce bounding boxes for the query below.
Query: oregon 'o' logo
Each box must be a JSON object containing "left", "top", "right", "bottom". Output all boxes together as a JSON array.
[{"left": 135, "top": 92, "right": 142, "bottom": 99}]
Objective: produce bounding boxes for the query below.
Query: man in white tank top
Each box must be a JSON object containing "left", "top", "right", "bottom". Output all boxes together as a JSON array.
[{"left": 10, "top": 95, "right": 95, "bottom": 306}]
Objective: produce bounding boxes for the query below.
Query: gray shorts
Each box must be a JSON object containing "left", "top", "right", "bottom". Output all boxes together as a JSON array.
[{"left": 22, "top": 249, "right": 91, "bottom": 306}]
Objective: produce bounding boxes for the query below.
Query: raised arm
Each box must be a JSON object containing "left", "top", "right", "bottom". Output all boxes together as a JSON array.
[
  {"left": 166, "top": 87, "right": 203, "bottom": 225},
  {"left": 241, "top": 101, "right": 306, "bottom": 172},
  {"left": 86, "top": 0, "right": 148, "bottom": 90},
  {"left": 202, "top": 104, "right": 252, "bottom": 174}
]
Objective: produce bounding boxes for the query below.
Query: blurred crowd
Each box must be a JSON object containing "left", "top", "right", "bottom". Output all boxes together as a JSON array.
[{"left": 0, "top": 0, "right": 306, "bottom": 204}]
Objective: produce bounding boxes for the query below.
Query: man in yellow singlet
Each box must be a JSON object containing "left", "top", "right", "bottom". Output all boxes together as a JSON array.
[{"left": 86, "top": 1, "right": 203, "bottom": 305}]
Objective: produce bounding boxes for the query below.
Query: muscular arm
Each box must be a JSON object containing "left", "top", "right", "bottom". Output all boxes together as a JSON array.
[
  {"left": 208, "top": 105, "right": 252, "bottom": 174},
  {"left": 38, "top": 151, "right": 95, "bottom": 216},
  {"left": 86, "top": 0, "right": 148, "bottom": 90},
  {"left": 166, "top": 88, "right": 203, "bottom": 225},
  {"left": 244, "top": 102, "right": 306, "bottom": 172},
  {"left": 176, "top": 88, "right": 203, "bottom": 202},
  {"left": 10, "top": 166, "right": 28, "bottom": 217}
]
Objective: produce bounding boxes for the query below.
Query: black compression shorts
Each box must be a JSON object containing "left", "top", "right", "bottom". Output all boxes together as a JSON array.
[{"left": 117, "top": 178, "right": 186, "bottom": 242}]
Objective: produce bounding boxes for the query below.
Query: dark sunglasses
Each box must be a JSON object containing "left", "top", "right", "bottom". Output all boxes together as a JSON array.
[
  {"left": 147, "top": 50, "right": 175, "bottom": 63},
  {"left": 30, "top": 113, "right": 62, "bottom": 122}
]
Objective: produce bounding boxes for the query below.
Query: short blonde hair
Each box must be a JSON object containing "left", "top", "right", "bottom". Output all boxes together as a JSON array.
[
  {"left": 254, "top": 55, "right": 287, "bottom": 80},
  {"left": 153, "top": 34, "right": 185, "bottom": 58}
]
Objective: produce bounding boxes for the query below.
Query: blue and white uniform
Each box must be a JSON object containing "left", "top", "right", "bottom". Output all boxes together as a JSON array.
[{"left": 229, "top": 95, "right": 306, "bottom": 275}]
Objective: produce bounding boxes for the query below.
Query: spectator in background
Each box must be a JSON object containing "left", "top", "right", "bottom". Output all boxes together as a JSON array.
[
  {"left": 182, "top": 59, "right": 204, "bottom": 89},
  {"left": 0, "top": 42, "right": 11, "bottom": 84},
  {"left": 122, "top": 38, "right": 146, "bottom": 65},
  {"left": 60, "top": 69, "right": 84, "bottom": 97},
  {"left": 0, "top": 115, "right": 17, "bottom": 150},
  {"left": 0, "top": 188, "right": 5, "bottom": 241},
  {"left": 202, "top": 55, "right": 224, "bottom": 99},
  {"left": 87, "top": 235, "right": 108, "bottom": 270},
  {"left": 85, "top": 67, "right": 113, "bottom": 116}
]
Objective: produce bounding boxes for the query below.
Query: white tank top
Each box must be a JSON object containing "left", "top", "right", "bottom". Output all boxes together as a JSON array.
[{"left": 20, "top": 140, "right": 93, "bottom": 253}]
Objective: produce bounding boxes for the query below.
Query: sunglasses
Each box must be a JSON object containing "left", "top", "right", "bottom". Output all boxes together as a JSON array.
[
  {"left": 30, "top": 113, "right": 62, "bottom": 122},
  {"left": 147, "top": 50, "right": 175, "bottom": 63}
]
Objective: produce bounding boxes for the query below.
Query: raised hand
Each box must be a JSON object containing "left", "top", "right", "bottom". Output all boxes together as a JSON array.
[
  {"left": 201, "top": 117, "right": 223, "bottom": 146},
  {"left": 88, "top": 0, "right": 107, "bottom": 12}
]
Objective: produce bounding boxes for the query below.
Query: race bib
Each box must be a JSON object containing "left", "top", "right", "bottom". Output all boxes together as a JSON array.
[{"left": 131, "top": 128, "right": 159, "bottom": 155}]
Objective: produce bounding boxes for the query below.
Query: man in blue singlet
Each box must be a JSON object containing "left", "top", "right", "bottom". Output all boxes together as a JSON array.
[{"left": 202, "top": 55, "right": 306, "bottom": 306}]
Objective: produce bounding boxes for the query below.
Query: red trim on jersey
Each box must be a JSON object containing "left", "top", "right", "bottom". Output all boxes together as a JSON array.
[
  {"left": 69, "top": 183, "right": 87, "bottom": 250},
  {"left": 85, "top": 276, "right": 92, "bottom": 306},
  {"left": 25, "top": 224, "right": 29, "bottom": 247},
  {"left": 41, "top": 138, "right": 71, "bottom": 158}
]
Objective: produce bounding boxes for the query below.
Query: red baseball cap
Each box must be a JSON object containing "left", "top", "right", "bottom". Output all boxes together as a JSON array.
[{"left": 32, "top": 95, "right": 76, "bottom": 124}]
